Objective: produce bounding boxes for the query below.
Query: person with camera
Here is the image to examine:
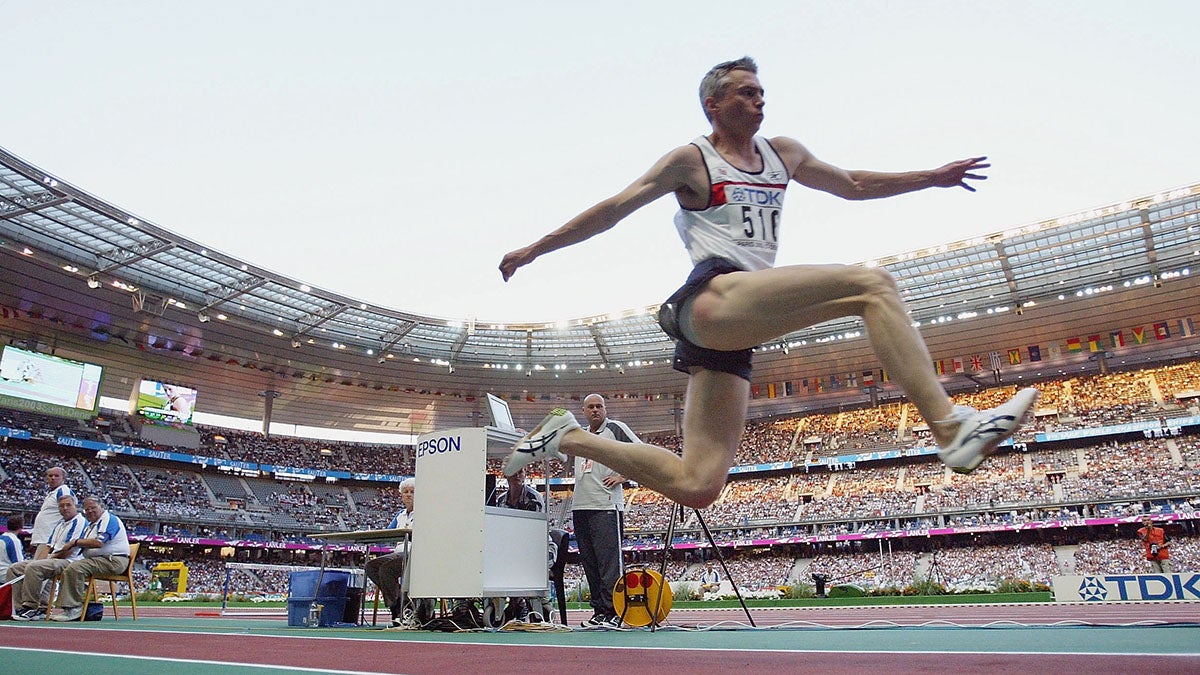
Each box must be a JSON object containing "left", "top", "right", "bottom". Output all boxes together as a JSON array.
[
  {"left": 1137, "top": 516, "right": 1172, "bottom": 573},
  {"left": 811, "top": 572, "right": 831, "bottom": 598}
]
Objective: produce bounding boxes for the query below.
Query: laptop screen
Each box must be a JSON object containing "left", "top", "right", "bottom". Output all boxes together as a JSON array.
[{"left": 485, "top": 393, "right": 515, "bottom": 431}]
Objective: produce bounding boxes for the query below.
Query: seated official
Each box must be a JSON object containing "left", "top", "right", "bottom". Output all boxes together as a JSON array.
[
  {"left": 50, "top": 496, "right": 130, "bottom": 622},
  {"left": 487, "top": 468, "right": 544, "bottom": 512},
  {"left": 473, "top": 469, "right": 546, "bottom": 624},
  {"left": 699, "top": 562, "right": 721, "bottom": 594},
  {"left": 0, "top": 513, "right": 25, "bottom": 579},
  {"left": 9, "top": 495, "right": 87, "bottom": 621},
  {"left": 364, "top": 478, "right": 415, "bottom": 624}
]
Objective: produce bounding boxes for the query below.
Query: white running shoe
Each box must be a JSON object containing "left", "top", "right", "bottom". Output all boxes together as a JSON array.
[
  {"left": 937, "top": 388, "right": 1039, "bottom": 474},
  {"left": 503, "top": 408, "right": 579, "bottom": 476}
]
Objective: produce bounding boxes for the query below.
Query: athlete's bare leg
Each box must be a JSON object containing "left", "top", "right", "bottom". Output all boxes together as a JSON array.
[
  {"left": 559, "top": 369, "right": 749, "bottom": 509},
  {"left": 534, "top": 263, "right": 1007, "bottom": 507},
  {"left": 686, "top": 263, "right": 959, "bottom": 445}
]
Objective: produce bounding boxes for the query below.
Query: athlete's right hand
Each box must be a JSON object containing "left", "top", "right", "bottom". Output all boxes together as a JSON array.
[{"left": 499, "top": 247, "right": 535, "bottom": 282}]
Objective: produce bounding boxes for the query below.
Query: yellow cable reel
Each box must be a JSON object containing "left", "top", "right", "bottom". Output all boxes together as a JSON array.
[{"left": 612, "top": 567, "right": 672, "bottom": 627}]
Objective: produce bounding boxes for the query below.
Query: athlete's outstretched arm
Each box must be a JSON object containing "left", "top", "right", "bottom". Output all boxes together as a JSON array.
[
  {"left": 499, "top": 146, "right": 701, "bottom": 281},
  {"left": 769, "top": 136, "right": 989, "bottom": 201}
]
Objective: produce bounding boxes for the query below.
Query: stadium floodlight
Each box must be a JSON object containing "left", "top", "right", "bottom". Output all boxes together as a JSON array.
[
  {"left": 87, "top": 276, "right": 101, "bottom": 289},
  {"left": 197, "top": 312, "right": 209, "bottom": 323}
]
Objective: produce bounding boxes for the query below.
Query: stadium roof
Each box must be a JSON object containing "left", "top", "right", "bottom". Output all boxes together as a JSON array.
[{"left": 1, "top": 145, "right": 1197, "bottom": 370}]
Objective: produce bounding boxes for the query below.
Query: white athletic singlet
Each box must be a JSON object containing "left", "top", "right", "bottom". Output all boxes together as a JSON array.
[{"left": 673, "top": 135, "right": 790, "bottom": 272}]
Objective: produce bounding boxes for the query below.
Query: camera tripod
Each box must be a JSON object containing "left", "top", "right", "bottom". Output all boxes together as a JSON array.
[
  {"left": 925, "top": 548, "right": 947, "bottom": 587},
  {"left": 645, "top": 501, "right": 755, "bottom": 630}
]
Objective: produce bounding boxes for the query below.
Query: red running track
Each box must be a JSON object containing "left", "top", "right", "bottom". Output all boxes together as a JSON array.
[{"left": 4, "top": 603, "right": 1197, "bottom": 674}]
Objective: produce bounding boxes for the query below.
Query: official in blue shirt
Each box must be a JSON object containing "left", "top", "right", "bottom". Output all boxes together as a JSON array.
[
  {"left": 50, "top": 496, "right": 130, "bottom": 621},
  {"left": 0, "top": 513, "right": 25, "bottom": 579}
]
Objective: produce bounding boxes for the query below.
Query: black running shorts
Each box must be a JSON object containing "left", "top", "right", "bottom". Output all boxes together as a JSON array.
[{"left": 657, "top": 257, "right": 753, "bottom": 382}]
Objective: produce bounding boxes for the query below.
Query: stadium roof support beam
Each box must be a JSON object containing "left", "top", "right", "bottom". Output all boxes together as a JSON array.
[
  {"left": 198, "top": 277, "right": 268, "bottom": 314},
  {"left": 379, "top": 322, "right": 417, "bottom": 354},
  {"left": 588, "top": 324, "right": 614, "bottom": 369},
  {"left": 1136, "top": 204, "right": 1161, "bottom": 282},
  {"left": 131, "top": 290, "right": 168, "bottom": 316},
  {"left": 992, "top": 240, "right": 1023, "bottom": 309},
  {"left": 290, "top": 304, "right": 349, "bottom": 342},
  {"left": 93, "top": 240, "right": 176, "bottom": 276},
  {"left": 0, "top": 195, "right": 69, "bottom": 220},
  {"left": 448, "top": 329, "right": 469, "bottom": 363}
]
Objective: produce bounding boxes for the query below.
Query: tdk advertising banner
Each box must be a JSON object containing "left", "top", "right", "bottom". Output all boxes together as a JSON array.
[{"left": 1053, "top": 573, "right": 1200, "bottom": 602}]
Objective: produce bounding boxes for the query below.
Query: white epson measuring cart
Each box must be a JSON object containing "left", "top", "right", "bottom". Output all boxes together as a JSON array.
[{"left": 408, "top": 394, "right": 552, "bottom": 627}]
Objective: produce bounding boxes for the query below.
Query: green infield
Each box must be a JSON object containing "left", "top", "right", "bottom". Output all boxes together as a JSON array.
[{"left": 142, "top": 591, "right": 1053, "bottom": 610}]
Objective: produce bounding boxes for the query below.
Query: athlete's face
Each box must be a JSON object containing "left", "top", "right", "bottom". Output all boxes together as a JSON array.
[
  {"left": 45, "top": 469, "right": 65, "bottom": 489},
  {"left": 709, "top": 70, "right": 765, "bottom": 129}
]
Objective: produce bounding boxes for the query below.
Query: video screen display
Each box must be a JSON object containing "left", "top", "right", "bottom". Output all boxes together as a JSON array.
[
  {"left": 0, "top": 345, "right": 103, "bottom": 416},
  {"left": 135, "top": 379, "right": 198, "bottom": 425}
]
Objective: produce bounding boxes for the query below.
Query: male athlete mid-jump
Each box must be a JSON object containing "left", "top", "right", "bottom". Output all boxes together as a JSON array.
[{"left": 500, "top": 57, "right": 1037, "bottom": 509}]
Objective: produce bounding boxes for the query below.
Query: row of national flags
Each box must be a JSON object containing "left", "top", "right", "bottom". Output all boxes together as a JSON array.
[
  {"left": 750, "top": 318, "right": 1195, "bottom": 399},
  {"left": 1, "top": 300, "right": 1193, "bottom": 404},
  {"left": 933, "top": 318, "right": 1195, "bottom": 372},
  {"left": 751, "top": 369, "right": 891, "bottom": 399}
]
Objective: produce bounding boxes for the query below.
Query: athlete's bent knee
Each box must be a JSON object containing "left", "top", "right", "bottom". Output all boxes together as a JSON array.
[
  {"left": 675, "top": 479, "right": 725, "bottom": 510},
  {"left": 859, "top": 266, "right": 900, "bottom": 297}
]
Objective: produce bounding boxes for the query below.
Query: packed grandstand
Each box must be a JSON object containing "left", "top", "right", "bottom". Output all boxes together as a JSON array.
[
  {"left": 2, "top": 361, "right": 1199, "bottom": 598},
  {"left": 1, "top": 147, "right": 1198, "bottom": 601}
]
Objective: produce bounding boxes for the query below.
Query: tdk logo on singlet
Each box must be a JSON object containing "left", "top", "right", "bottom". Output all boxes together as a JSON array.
[
  {"left": 725, "top": 185, "right": 783, "bottom": 207},
  {"left": 416, "top": 435, "right": 462, "bottom": 458}
]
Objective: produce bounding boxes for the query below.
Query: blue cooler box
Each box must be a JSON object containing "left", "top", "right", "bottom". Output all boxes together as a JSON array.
[{"left": 287, "top": 570, "right": 351, "bottom": 627}]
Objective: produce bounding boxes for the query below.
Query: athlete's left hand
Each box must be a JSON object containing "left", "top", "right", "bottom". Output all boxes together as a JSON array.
[{"left": 931, "top": 156, "right": 990, "bottom": 192}]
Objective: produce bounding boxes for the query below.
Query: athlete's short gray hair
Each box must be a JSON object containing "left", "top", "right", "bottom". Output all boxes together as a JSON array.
[{"left": 699, "top": 56, "right": 758, "bottom": 121}]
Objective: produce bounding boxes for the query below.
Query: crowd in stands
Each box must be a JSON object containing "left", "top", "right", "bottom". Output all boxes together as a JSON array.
[
  {"left": 262, "top": 484, "right": 344, "bottom": 530},
  {"left": 127, "top": 466, "right": 212, "bottom": 519},
  {"left": 0, "top": 445, "right": 85, "bottom": 508},
  {"left": 807, "top": 549, "right": 921, "bottom": 590},
  {"left": 196, "top": 426, "right": 415, "bottom": 477},
  {"left": 5, "top": 431, "right": 1199, "bottom": 543},
  {"left": 926, "top": 543, "right": 1059, "bottom": 587},
  {"left": 107, "top": 531, "right": 1200, "bottom": 602},
  {"left": 1061, "top": 440, "right": 1200, "bottom": 501},
  {"left": 680, "top": 551, "right": 797, "bottom": 591},
  {"left": 703, "top": 476, "right": 796, "bottom": 526},
  {"left": 1073, "top": 536, "right": 1200, "bottom": 575},
  {"left": 1, "top": 361, "right": 1198, "bottom": 595}
]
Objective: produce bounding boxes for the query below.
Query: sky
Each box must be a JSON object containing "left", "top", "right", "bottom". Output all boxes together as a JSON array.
[{"left": 2, "top": 1, "right": 1197, "bottom": 323}]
